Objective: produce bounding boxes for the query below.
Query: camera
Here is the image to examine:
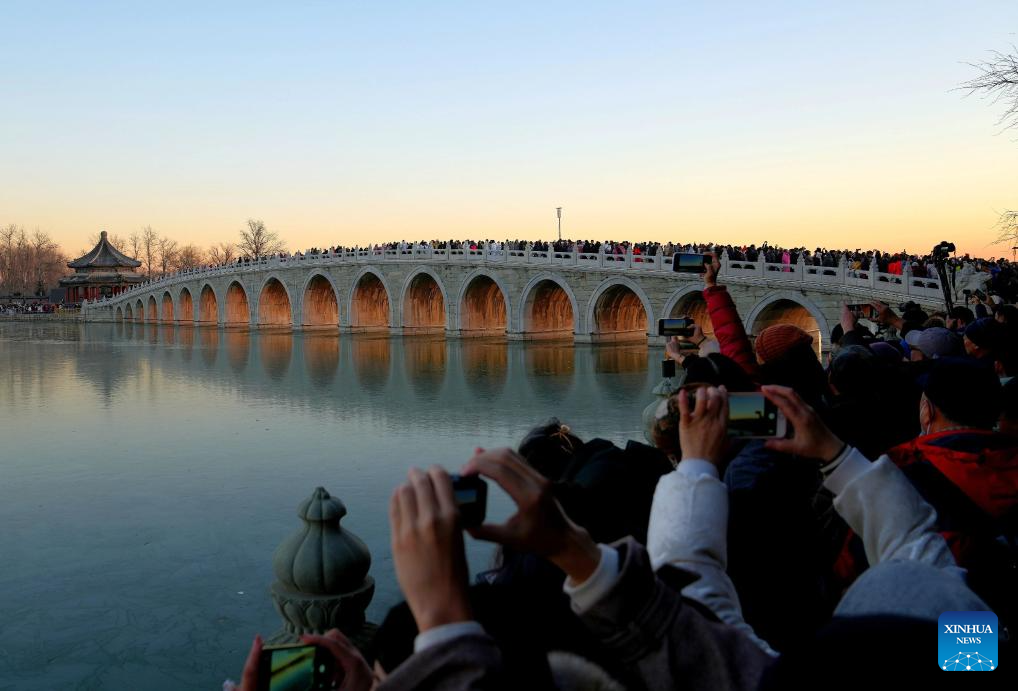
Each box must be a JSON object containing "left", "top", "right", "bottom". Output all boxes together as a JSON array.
[
  {"left": 450, "top": 474, "right": 487, "bottom": 527},
  {"left": 931, "top": 241, "right": 956, "bottom": 259}
]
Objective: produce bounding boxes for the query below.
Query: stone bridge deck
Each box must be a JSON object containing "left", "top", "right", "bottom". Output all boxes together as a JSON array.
[{"left": 83, "top": 247, "right": 946, "bottom": 351}]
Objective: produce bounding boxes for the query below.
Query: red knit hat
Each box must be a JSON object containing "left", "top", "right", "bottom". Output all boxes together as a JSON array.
[{"left": 755, "top": 324, "right": 814, "bottom": 363}]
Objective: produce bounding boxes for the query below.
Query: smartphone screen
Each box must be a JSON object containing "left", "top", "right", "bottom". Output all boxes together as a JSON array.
[
  {"left": 449, "top": 475, "right": 487, "bottom": 526},
  {"left": 672, "top": 253, "right": 709, "bottom": 273},
  {"left": 847, "top": 304, "right": 876, "bottom": 320},
  {"left": 658, "top": 317, "right": 694, "bottom": 337},
  {"left": 263, "top": 645, "right": 317, "bottom": 691},
  {"left": 727, "top": 392, "right": 782, "bottom": 438}
]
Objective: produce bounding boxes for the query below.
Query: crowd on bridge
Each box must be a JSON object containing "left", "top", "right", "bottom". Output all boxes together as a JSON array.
[
  {"left": 101, "top": 235, "right": 1017, "bottom": 312},
  {"left": 229, "top": 250, "right": 1017, "bottom": 688}
]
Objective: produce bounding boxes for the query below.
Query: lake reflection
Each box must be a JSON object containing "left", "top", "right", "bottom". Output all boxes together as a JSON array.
[{"left": 0, "top": 322, "right": 654, "bottom": 690}]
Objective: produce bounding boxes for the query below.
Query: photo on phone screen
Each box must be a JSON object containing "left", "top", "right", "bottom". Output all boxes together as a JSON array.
[
  {"left": 726, "top": 392, "right": 786, "bottom": 439},
  {"left": 261, "top": 645, "right": 318, "bottom": 691},
  {"left": 450, "top": 474, "right": 487, "bottom": 527},
  {"left": 672, "top": 253, "right": 710, "bottom": 273},
  {"left": 658, "top": 317, "right": 694, "bottom": 337}
]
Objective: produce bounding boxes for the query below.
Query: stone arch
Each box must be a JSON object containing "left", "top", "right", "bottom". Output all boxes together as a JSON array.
[
  {"left": 257, "top": 275, "right": 293, "bottom": 327},
  {"left": 400, "top": 268, "right": 447, "bottom": 331},
  {"left": 519, "top": 273, "right": 579, "bottom": 337},
  {"left": 161, "top": 291, "right": 174, "bottom": 323},
  {"left": 147, "top": 295, "right": 158, "bottom": 323},
  {"left": 198, "top": 284, "right": 218, "bottom": 324},
  {"left": 115, "top": 306, "right": 124, "bottom": 321},
  {"left": 458, "top": 270, "right": 509, "bottom": 335},
  {"left": 662, "top": 285, "right": 713, "bottom": 337},
  {"left": 349, "top": 268, "right": 392, "bottom": 330},
  {"left": 225, "top": 281, "right": 250, "bottom": 326},
  {"left": 300, "top": 272, "right": 339, "bottom": 328},
  {"left": 586, "top": 277, "right": 652, "bottom": 341},
  {"left": 178, "top": 287, "right": 194, "bottom": 323},
  {"left": 134, "top": 299, "right": 144, "bottom": 322},
  {"left": 743, "top": 291, "right": 829, "bottom": 356}
]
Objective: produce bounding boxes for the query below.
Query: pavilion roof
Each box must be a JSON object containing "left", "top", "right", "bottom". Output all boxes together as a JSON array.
[{"left": 68, "top": 231, "right": 142, "bottom": 269}]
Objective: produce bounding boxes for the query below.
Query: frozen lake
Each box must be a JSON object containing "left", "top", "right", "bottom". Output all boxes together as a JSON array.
[{"left": 0, "top": 321, "right": 653, "bottom": 689}]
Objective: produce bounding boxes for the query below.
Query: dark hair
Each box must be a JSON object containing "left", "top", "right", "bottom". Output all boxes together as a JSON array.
[
  {"left": 828, "top": 346, "right": 876, "bottom": 397},
  {"left": 948, "top": 306, "right": 975, "bottom": 325},
  {"left": 758, "top": 341, "right": 828, "bottom": 409},
  {"left": 681, "top": 353, "right": 757, "bottom": 392},
  {"left": 518, "top": 418, "right": 581, "bottom": 481}
]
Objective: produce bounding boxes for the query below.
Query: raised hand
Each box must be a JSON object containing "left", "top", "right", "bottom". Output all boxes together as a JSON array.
[
  {"left": 840, "top": 303, "right": 858, "bottom": 335},
  {"left": 390, "top": 467, "right": 472, "bottom": 632},
  {"left": 461, "top": 448, "right": 601, "bottom": 584},
  {"left": 761, "top": 385, "right": 844, "bottom": 462},
  {"left": 677, "top": 385, "right": 729, "bottom": 467},
  {"left": 704, "top": 252, "right": 721, "bottom": 288}
]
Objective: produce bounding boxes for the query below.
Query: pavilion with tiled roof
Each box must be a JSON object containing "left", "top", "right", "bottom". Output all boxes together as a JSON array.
[{"left": 59, "top": 231, "right": 144, "bottom": 303}]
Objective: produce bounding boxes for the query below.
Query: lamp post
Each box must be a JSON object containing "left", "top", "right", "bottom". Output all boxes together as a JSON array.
[{"left": 556, "top": 207, "right": 562, "bottom": 242}]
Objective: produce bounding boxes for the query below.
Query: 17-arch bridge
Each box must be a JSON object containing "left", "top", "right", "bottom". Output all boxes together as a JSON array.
[{"left": 83, "top": 246, "right": 946, "bottom": 353}]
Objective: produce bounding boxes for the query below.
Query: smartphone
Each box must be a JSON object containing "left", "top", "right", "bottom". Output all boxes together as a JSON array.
[
  {"left": 258, "top": 643, "right": 335, "bottom": 691},
  {"left": 672, "top": 253, "right": 711, "bottom": 274},
  {"left": 450, "top": 474, "right": 487, "bottom": 527},
  {"left": 726, "top": 392, "right": 787, "bottom": 439},
  {"left": 658, "top": 317, "right": 695, "bottom": 337},
  {"left": 846, "top": 304, "right": 876, "bottom": 320}
]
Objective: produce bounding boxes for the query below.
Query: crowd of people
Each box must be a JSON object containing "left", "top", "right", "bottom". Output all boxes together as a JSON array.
[
  {"left": 227, "top": 250, "right": 1016, "bottom": 688},
  {"left": 111, "top": 237, "right": 1016, "bottom": 312}
]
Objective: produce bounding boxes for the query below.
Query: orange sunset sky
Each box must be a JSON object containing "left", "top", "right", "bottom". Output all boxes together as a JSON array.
[{"left": 3, "top": 3, "right": 1016, "bottom": 260}]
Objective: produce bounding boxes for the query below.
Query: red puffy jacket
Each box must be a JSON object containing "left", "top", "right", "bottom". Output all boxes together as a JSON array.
[{"left": 703, "top": 285, "right": 758, "bottom": 378}]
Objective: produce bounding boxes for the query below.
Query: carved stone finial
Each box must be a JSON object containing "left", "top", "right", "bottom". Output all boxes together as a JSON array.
[{"left": 269, "top": 487, "right": 374, "bottom": 643}]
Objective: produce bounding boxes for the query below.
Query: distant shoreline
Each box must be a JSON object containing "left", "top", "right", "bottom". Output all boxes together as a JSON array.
[{"left": 1, "top": 313, "right": 81, "bottom": 322}]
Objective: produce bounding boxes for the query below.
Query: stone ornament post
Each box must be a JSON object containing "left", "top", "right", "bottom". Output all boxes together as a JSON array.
[{"left": 269, "top": 487, "right": 376, "bottom": 645}]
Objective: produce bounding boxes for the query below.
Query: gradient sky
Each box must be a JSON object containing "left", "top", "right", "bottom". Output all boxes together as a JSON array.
[{"left": 2, "top": 1, "right": 1016, "bottom": 258}]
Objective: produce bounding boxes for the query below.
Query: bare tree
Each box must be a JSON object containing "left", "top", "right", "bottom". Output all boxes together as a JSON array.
[
  {"left": 141, "top": 226, "right": 159, "bottom": 277},
  {"left": 996, "top": 210, "right": 1018, "bottom": 249},
  {"left": 238, "top": 219, "right": 286, "bottom": 258},
  {"left": 961, "top": 46, "right": 1018, "bottom": 243},
  {"left": 0, "top": 225, "right": 66, "bottom": 295},
  {"left": 960, "top": 46, "right": 1018, "bottom": 131},
  {"left": 128, "top": 233, "right": 142, "bottom": 260},
  {"left": 208, "top": 242, "right": 236, "bottom": 265},
  {"left": 175, "top": 244, "right": 206, "bottom": 270},
  {"left": 158, "top": 237, "right": 179, "bottom": 276}
]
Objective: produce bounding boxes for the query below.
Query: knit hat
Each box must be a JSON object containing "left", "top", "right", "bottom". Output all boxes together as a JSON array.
[{"left": 755, "top": 324, "right": 814, "bottom": 363}]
